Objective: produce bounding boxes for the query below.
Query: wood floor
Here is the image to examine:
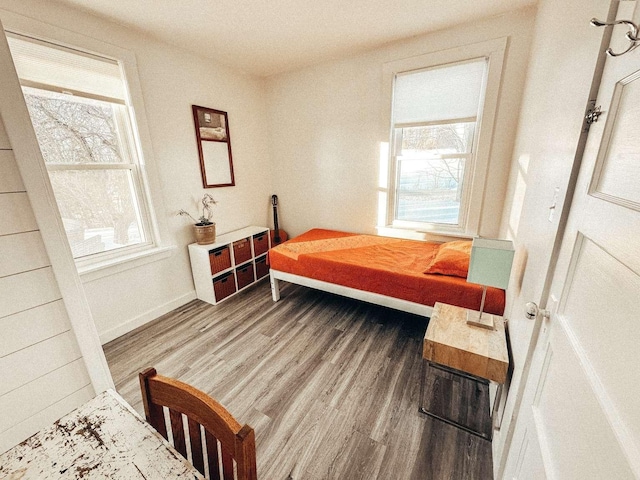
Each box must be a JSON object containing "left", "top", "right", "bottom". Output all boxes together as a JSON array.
[{"left": 103, "top": 280, "right": 493, "bottom": 480}]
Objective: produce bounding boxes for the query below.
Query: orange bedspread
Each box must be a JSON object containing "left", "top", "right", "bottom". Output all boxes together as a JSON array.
[{"left": 269, "top": 228, "right": 505, "bottom": 316}]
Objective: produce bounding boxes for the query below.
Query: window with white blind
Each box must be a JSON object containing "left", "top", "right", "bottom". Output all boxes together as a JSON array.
[
  {"left": 392, "top": 58, "right": 486, "bottom": 228},
  {"left": 7, "top": 33, "right": 154, "bottom": 261},
  {"left": 383, "top": 39, "right": 505, "bottom": 235}
]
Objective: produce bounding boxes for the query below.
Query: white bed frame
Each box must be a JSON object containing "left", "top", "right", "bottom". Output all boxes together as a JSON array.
[{"left": 269, "top": 269, "right": 434, "bottom": 318}]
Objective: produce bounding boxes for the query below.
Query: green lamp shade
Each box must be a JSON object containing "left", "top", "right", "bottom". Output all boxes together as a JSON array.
[{"left": 466, "top": 238, "right": 514, "bottom": 290}]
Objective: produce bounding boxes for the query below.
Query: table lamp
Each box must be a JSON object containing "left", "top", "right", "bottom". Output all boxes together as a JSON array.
[{"left": 466, "top": 237, "right": 515, "bottom": 330}]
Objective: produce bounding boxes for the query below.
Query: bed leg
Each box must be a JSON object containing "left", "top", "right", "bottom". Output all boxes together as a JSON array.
[{"left": 270, "top": 272, "right": 281, "bottom": 302}]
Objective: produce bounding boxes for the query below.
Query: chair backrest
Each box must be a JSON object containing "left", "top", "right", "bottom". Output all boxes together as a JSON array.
[{"left": 139, "top": 367, "right": 257, "bottom": 480}]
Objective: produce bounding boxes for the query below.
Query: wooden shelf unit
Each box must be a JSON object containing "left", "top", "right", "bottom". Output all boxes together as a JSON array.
[{"left": 188, "top": 226, "right": 271, "bottom": 305}]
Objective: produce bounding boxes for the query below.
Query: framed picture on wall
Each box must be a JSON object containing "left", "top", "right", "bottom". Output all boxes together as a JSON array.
[{"left": 192, "top": 105, "right": 235, "bottom": 188}]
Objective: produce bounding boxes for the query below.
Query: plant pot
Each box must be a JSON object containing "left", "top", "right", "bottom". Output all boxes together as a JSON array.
[{"left": 194, "top": 223, "right": 216, "bottom": 245}]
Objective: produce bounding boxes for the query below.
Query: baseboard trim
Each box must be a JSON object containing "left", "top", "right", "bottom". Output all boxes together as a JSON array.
[{"left": 98, "top": 291, "right": 196, "bottom": 345}]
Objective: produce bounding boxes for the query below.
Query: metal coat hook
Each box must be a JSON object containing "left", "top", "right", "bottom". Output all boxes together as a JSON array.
[{"left": 590, "top": 18, "right": 639, "bottom": 57}]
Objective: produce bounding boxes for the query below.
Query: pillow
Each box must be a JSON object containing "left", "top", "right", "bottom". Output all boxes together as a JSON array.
[{"left": 424, "top": 240, "right": 472, "bottom": 278}]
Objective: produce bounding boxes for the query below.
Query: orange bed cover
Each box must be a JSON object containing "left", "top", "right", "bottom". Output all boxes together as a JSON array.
[{"left": 268, "top": 229, "right": 505, "bottom": 316}]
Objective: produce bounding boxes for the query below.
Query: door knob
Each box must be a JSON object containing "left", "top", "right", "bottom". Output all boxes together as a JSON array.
[{"left": 525, "top": 302, "right": 551, "bottom": 320}]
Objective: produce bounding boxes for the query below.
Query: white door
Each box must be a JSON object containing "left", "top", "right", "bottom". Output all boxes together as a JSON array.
[
  {"left": 492, "top": 0, "right": 612, "bottom": 472},
  {"left": 504, "top": 3, "right": 640, "bottom": 478}
]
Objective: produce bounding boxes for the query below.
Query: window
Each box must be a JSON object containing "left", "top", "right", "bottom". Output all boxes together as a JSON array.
[
  {"left": 392, "top": 59, "right": 485, "bottom": 227},
  {"left": 7, "top": 33, "right": 153, "bottom": 261},
  {"left": 382, "top": 39, "right": 505, "bottom": 236}
]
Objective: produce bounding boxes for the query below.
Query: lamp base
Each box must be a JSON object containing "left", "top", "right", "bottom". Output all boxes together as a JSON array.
[{"left": 466, "top": 311, "right": 495, "bottom": 330}]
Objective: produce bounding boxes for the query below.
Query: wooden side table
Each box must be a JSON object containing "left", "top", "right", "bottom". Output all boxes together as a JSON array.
[{"left": 420, "top": 302, "right": 509, "bottom": 440}]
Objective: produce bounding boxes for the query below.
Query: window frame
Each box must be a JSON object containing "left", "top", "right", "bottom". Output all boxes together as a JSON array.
[
  {"left": 3, "top": 17, "right": 170, "bottom": 279},
  {"left": 380, "top": 37, "right": 507, "bottom": 237},
  {"left": 392, "top": 116, "right": 477, "bottom": 230},
  {"left": 22, "top": 88, "right": 154, "bottom": 261}
]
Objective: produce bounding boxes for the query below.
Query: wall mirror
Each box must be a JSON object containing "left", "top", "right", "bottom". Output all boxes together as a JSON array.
[{"left": 192, "top": 105, "right": 235, "bottom": 188}]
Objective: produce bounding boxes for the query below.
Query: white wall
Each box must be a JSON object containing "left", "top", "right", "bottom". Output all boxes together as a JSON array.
[
  {"left": 0, "top": 1, "right": 534, "bottom": 344},
  {"left": 265, "top": 8, "right": 535, "bottom": 239},
  {"left": 0, "top": 107, "right": 95, "bottom": 454},
  {"left": 0, "top": 16, "right": 116, "bottom": 451},
  {"left": 0, "top": 0, "right": 273, "bottom": 343}
]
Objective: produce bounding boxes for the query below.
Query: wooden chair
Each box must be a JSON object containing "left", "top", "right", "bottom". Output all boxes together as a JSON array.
[{"left": 139, "top": 367, "right": 257, "bottom": 480}]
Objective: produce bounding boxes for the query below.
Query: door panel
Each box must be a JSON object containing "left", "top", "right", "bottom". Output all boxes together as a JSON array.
[
  {"left": 591, "top": 69, "right": 640, "bottom": 207},
  {"left": 561, "top": 234, "right": 640, "bottom": 441},
  {"left": 510, "top": 239, "right": 638, "bottom": 479},
  {"left": 529, "top": 316, "right": 635, "bottom": 479},
  {"left": 513, "top": 428, "right": 547, "bottom": 480}
]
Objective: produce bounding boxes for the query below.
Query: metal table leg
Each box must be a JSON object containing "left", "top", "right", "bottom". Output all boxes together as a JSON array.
[{"left": 419, "top": 359, "right": 494, "bottom": 441}]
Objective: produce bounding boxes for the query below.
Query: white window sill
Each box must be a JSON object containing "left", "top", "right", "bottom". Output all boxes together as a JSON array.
[
  {"left": 376, "top": 225, "right": 473, "bottom": 243},
  {"left": 78, "top": 245, "right": 176, "bottom": 283}
]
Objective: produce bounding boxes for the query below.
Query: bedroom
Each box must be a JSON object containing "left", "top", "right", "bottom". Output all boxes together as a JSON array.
[{"left": 1, "top": 0, "right": 639, "bottom": 478}]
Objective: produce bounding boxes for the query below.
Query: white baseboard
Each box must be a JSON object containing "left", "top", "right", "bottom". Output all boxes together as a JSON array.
[{"left": 98, "top": 290, "right": 196, "bottom": 345}]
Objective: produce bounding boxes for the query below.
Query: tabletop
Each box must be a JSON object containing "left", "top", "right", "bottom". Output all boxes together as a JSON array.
[
  {"left": 423, "top": 302, "right": 509, "bottom": 383},
  {"left": 0, "top": 390, "right": 203, "bottom": 480}
]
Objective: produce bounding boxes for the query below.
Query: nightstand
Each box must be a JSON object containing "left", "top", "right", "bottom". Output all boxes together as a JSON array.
[{"left": 420, "top": 302, "right": 509, "bottom": 440}]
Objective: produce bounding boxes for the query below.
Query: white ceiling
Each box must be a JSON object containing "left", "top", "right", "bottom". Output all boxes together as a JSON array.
[{"left": 49, "top": 0, "right": 536, "bottom": 77}]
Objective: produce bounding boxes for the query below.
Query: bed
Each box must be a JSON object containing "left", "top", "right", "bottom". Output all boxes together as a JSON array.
[{"left": 268, "top": 228, "right": 505, "bottom": 318}]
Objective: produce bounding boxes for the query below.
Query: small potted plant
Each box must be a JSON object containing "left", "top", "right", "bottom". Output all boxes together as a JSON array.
[{"left": 178, "top": 194, "right": 218, "bottom": 244}]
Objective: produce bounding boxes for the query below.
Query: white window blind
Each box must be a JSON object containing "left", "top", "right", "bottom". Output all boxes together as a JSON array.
[
  {"left": 7, "top": 33, "right": 126, "bottom": 104},
  {"left": 392, "top": 58, "right": 487, "bottom": 125}
]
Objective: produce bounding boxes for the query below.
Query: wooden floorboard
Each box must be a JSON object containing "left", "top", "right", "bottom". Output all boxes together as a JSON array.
[{"left": 103, "top": 280, "right": 494, "bottom": 479}]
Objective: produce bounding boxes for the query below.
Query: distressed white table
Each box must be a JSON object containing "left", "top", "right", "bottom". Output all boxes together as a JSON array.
[{"left": 0, "top": 390, "right": 202, "bottom": 479}]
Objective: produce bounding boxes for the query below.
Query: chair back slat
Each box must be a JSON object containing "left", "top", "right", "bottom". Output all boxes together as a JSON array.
[
  {"left": 188, "top": 418, "right": 205, "bottom": 475},
  {"left": 169, "top": 408, "right": 187, "bottom": 458},
  {"left": 140, "top": 374, "right": 168, "bottom": 440},
  {"left": 221, "top": 448, "right": 234, "bottom": 479},
  {"left": 139, "top": 367, "right": 257, "bottom": 480},
  {"left": 205, "top": 430, "right": 222, "bottom": 480}
]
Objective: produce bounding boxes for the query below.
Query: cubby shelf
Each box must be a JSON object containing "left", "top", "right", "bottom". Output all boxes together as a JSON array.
[{"left": 188, "top": 226, "right": 271, "bottom": 305}]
